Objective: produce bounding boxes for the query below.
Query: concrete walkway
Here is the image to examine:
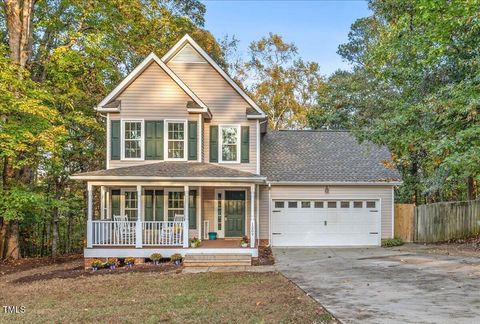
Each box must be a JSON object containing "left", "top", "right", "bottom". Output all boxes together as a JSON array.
[
  {"left": 274, "top": 247, "right": 480, "bottom": 324},
  {"left": 182, "top": 265, "right": 276, "bottom": 273}
]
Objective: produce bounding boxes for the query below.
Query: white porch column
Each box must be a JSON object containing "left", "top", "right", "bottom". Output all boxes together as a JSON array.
[
  {"left": 87, "top": 184, "right": 93, "bottom": 248},
  {"left": 198, "top": 187, "right": 202, "bottom": 240},
  {"left": 135, "top": 185, "right": 143, "bottom": 248},
  {"left": 183, "top": 185, "right": 189, "bottom": 248},
  {"left": 250, "top": 184, "right": 256, "bottom": 248},
  {"left": 100, "top": 186, "right": 106, "bottom": 219}
]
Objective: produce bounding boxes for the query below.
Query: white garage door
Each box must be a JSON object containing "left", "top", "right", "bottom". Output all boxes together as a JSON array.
[{"left": 271, "top": 199, "right": 380, "bottom": 246}]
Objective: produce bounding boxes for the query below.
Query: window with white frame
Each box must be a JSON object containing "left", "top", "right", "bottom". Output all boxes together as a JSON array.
[
  {"left": 123, "top": 121, "right": 142, "bottom": 159},
  {"left": 167, "top": 191, "right": 184, "bottom": 221},
  {"left": 167, "top": 122, "right": 185, "bottom": 159},
  {"left": 124, "top": 191, "right": 138, "bottom": 220},
  {"left": 220, "top": 125, "right": 239, "bottom": 162}
]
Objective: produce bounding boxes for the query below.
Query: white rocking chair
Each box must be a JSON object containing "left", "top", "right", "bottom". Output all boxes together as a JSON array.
[{"left": 113, "top": 215, "right": 134, "bottom": 244}]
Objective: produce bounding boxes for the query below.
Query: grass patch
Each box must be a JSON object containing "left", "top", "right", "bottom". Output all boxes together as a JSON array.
[
  {"left": 1, "top": 266, "right": 334, "bottom": 323},
  {"left": 382, "top": 237, "right": 404, "bottom": 247}
]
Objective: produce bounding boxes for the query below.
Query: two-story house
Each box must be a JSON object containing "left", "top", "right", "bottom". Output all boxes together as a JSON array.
[{"left": 72, "top": 35, "right": 400, "bottom": 267}]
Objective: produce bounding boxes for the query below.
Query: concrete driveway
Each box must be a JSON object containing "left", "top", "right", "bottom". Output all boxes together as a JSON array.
[{"left": 274, "top": 247, "right": 480, "bottom": 324}]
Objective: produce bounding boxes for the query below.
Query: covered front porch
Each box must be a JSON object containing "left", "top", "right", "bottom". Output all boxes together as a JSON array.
[{"left": 84, "top": 181, "right": 260, "bottom": 257}]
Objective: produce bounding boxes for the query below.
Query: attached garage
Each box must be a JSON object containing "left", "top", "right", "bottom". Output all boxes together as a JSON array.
[{"left": 271, "top": 199, "right": 381, "bottom": 246}]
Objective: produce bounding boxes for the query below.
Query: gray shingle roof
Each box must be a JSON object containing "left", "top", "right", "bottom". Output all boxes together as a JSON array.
[
  {"left": 261, "top": 130, "right": 401, "bottom": 183},
  {"left": 72, "top": 162, "right": 265, "bottom": 182}
]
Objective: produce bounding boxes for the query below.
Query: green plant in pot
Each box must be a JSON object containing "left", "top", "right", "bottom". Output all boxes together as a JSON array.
[
  {"left": 241, "top": 236, "right": 249, "bottom": 248},
  {"left": 106, "top": 258, "right": 119, "bottom": 270},
  {"left": 150, "top": 253, "right": 162, "bottom": 265},
  {"left": 170, "top": 253, "right": 183, "bottom": 265},
  {"left": 91, "top": 259, "right": 103, "bottom": 271},
  {"left": 124, "top": 257, "right": 135, "bottom": 268},
  {"left": 190, "top": 237, "right": 201, "bottom": 248}
]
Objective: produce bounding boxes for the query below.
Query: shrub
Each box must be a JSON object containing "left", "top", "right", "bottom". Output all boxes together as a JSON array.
[
  {"left": 382, "top": 237, "right": 404, "bottom": 247},
  {"left": 106, "top": 258, "right": 119, "bottom": 266},
  {"left": 241, "top": 236, "right": 249, "bottom": 244},
  {"left": 150, "top": 253, "right": 162, "bottom": 261}
]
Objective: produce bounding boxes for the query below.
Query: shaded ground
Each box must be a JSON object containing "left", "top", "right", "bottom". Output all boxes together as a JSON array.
[
  {"left": 253, "top": 246, "right": 275, "bottom": 266},
  {"left": 391, "top": 236, "right": 480, "bottom": 258},
  {"left": 0, "top": 256, "right": 334, "bottom": 323},
  {"left": 275, "top": 247, "right": 480, "bottom": 324}
]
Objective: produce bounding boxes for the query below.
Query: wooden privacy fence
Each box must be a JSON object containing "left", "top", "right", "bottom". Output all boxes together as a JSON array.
[
  {"left": 413, "top": 200, "right": 480, "bottom": 243},
  {"left": 394, "top": 204, "right": 415, "bottom": 242}
]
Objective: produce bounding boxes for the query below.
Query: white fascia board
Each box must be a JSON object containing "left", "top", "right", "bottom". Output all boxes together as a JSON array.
[
  {"left": 96, "top": 52, "right": 207, "bottom": 110},
  {"left": 267, "top": 181, "right": 403, "bottom": 186},
  {"left": 70, "top": 175, "right": 266, "bottom": 182},
  {"left": 162, "top": 35, "right": 266, "bottom": 118},
  {"left": 246, "top": 115, "right": 265, "bottom": 120}
]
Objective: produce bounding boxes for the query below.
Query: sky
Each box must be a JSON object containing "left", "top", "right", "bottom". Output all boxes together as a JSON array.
[{"left": 203, "top": 0, "right": 371, "bottom": 76}]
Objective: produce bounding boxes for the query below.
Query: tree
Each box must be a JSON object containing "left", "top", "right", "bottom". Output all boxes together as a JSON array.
[{"left": 236, "top": 33, "right": 324, "bottom": 129}]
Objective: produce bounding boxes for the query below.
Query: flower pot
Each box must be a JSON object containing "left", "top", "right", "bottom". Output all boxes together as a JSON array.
[
  {"left": 241, "top": 243, "right": 248, "bottom": 248},
  {"left": 154, "top": 260, "right": 160, "bottom": 265},
  {"left": 92, "top": 267, "right": 98, "bottom": 272},
  {"left": 208, "top": 232, "right": 217, "bottom": 240},
  {"left": 109, "top": 264, "right": 116, "bottom": 270},
  {"left": 127, "top": 263, "right": 133, "bottom": 268},
  {"left": 175, "top": 259, "right": 181, "bottom": 266}
]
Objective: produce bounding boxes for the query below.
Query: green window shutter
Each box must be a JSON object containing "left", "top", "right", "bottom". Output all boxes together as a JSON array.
[
  {"left": 144, "top": 190, "right": 154, "bottom": 221},
  {"left": 111, "top": 189, "right": 121, "bottom": 217},
  {"left": 110, "top": 120, "right": 121, "bottom": 160},
  {"left": 145, "top": 121, "right": 164, "bottom": 160},
  {"left": 188, "top": 121, "right": 198, "bottom": 161},
  {"left": 210, "top": 125, "right": 218, "bottom": 162},
  {"left": 189, "top": 190, "right": 197, "bottom": 229},
  {"left": 155, "top": 190, "right": 164, "bottom": 221},
  {"left": 241, "top": 126, "right": 250, "bottom": 163}
]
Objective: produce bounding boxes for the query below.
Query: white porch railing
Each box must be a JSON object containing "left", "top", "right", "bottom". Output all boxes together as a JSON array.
[
  {"left": 92, "top": 221, "right": 185, "bottom": 246},
  {"left": 142, "top": 221, "right": 184, "bottom": 246}
]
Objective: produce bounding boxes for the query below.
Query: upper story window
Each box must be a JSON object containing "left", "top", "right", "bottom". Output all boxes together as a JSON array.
[
  {"left": 166, "top": 121, "right": 186, "bottom": 160},
  {"left": 122, "top": 121, "right": 143, "bottom": 159},
  {"left": 220, "top": 125, "right": 240, "bottom": 162}
]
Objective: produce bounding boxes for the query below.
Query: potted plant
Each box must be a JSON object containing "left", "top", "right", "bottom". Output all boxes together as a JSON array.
[
  {"left": 170, "top": 253, "right": 183, "bottom": 265},
  {"left": 208, "top": 232, "right": 217, "bottom": 240},
  {"left": 241, "top": 236, "right": 249, "bottom": 248},
  {"left": 189, "top": 237, "right": 201, "bottom": 248},
  {"left": 150, "top": 253, "right": 162, "bottom": 265},
  {"left": 124, "top": 257, "right": 135, "bottom": 268},
  {"left": 106, "top": 258, "right": 119, "bottom": 270},
  {"left": 91, "top": 259, "right": 103, "bottom": 272}
]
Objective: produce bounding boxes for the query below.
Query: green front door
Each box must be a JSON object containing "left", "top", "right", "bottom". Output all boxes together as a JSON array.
[{"left": 225, "top": 191, "right": 245, "bottom": 237}]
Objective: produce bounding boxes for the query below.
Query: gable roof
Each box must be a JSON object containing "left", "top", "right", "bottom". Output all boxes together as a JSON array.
[
  {"left": 95, "top": 52, "right": 208, "bottom": 112},
  {"left": 70, "top": 162, "right": 265, "bottom": 182},
  {"left": 261, "top": 130, "right": 401, "bottom": 184},
  {"left": 162, "top": 34, "right": 266, "bottom": 119}
]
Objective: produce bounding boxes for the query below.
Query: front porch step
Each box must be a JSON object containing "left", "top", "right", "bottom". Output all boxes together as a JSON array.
[{"left": 184, "top": 253, "right": 252, "bottom": 267}]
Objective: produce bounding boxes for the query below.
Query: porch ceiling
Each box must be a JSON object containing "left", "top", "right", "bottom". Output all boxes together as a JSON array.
[{"left": 70, "top": 162, "right": 265, "bottom": 183}]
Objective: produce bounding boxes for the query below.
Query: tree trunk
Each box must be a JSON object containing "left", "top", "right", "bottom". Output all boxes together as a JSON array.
[
  {"left": 4, "top": 0, "right": 34, "bottom": 67},
  {"left": 4, "top": 220, "right": 20, "bottom": 260},
  {"left": 467, "top": 176, "right": 475, "bottom": 201},
  {"left": 51, "top": 206, "right": 59, "bottom": 257}
]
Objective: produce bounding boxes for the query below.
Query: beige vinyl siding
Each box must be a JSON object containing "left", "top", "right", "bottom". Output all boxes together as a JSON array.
[
  {"left": 170, "top": 44, "right": 207, "bottom": 64},
  {"left": 107, "top": 62, "right": 202, "bottom": 169},
  {"left": 168, "top": 61, "right": 258, "bottom": 174},
  {"left": 258, "top": 185, "right": 394, "bottom": 240}
]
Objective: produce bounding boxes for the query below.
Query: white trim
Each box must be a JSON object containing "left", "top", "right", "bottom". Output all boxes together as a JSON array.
[
  {"left": 162, "top": 35, "right": 266, "bottom": 118},
  {"left": 121, "top": 119, "right": 145, "bottom": 161},
  {"left": 214, "top": 189, "right": 225, "bottom": 237},
  {"left": 268, "top": 181, "right": 402, "bottom": 186},
  {"left": 246, "top": 115, "right": 265, "bottom": 120},
  {"left": 391, "top": 187, "right": 395, "bottom": 239},
  {"left": 164, "top": 188, "right": 185, "bottom": 221},
  {"left": 164, "top": 120, "right": 188, "bottom": 161},
  {"left": 85, "top": 247, "right": 258, "bottom": 258},
  {"left": 121, "top": 188, "right": 139, "bottom": 220},
  {"left": 256, "top": 120, "right": 260, "bottom": 174},
  {"left": 106, "top": 113, "right": 110, "bottom": 169},
  {"left": 219, "top": 124, "right": 241, "bottom": 163},
  {"left": 197, "top": 114, "right": 202, "bottom": 162},
  {"left": 96, "top": 52, "right": 207, "bottom": 110}
]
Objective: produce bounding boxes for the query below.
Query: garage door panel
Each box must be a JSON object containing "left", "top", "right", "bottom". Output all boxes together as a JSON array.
[{"left": 272, "top": 199, "right": 380, "bottom": 246}]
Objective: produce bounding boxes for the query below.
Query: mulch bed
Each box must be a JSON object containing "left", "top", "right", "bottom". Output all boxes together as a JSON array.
[
  {"left": 12, "top": 262, "right": 181, "bottom": 284},
  {"left": 446, "top": 233, "right": 480, "bottom": 247},
  {"left": 0, "top": 253, "right": 83, "bottom": 276},
  {"left": 253, "top": 246, "right": 275, "bottom": 266}
]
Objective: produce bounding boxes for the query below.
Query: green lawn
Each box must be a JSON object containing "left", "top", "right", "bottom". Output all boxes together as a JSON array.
[{"left": 1, "top": 262, "right": 334, "bottom": 323}]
